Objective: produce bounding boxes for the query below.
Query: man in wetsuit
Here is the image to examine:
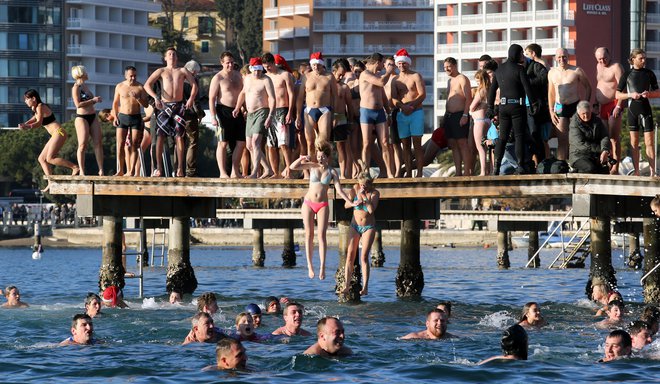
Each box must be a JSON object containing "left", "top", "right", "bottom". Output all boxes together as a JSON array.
[
  {"left": 615, "top": 48, "right": 660, "bottom": 176},
  {"left": 487, "top": 44, "right": 538, "bottom": 175}
]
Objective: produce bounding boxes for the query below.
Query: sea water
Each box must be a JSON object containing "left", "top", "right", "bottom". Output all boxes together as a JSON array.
[{"left": 0, "top": 245, "right": 659, "bottom": 383}]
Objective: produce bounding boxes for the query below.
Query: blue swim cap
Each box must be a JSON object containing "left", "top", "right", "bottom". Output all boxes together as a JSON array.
[{"left": 245, "top": 303, "right": 262, "bottom": 315}]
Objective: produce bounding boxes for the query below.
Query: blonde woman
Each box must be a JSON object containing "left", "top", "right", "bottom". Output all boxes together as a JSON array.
[
  {"left": 71, "top": 65, "right": 104, "bottom": 175},
  {"left": 470, "top": 70, "right": 491, "bottom": 176}
]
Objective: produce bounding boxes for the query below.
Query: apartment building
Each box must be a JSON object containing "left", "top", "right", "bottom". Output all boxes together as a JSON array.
[
  {"left": 434, "top": 0, "right": 629, "bottom": 125},
  {"left": 65, "top": 0, "right": 162, "bottom": 119},
  {"left": 0, "top": 1, "right": 66, "bottom": 127},
  {"left": 645, "top": 1, "right": 660, "bottom": 94},
  {"left": 263, "top": 0, "right": 313, "bottom": 66}
]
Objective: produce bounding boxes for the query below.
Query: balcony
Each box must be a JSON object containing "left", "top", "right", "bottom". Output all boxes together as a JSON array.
[
  {"left": 67, "top": 0, "right": 160, "bottom": 12},
  {"left": 436, "top": 15, "right": 458, "bottom": 28},
  {"left": 264, "top": 30, "right": 278, "bottom": 40},
  {"left": 536, "top": 9, "right": 559, "bottom": 21},
  {"left": 67, "top": 17, "right": 160, "bottom": 39},
  {"left": 647, "top": 42, "right": 660, "bottom": 52},
  {"left": 295, "top": 49, "right": 309, "bottom": 60},
  {"left": 313, "top": 44, "right": 433, "bottom": 56},
  {"left": 461, "top": 42, "right": 483, "bottom": 53},
  {"left": 510, "top": 11, "right": 535, "bottom": 23},
  {"left": 461, "top": 14, "right": 483, "bottom": 25},
  {"left": 295, "top": 4, "right": 310, "bottom": 15},
  {"left": 485, "top": 13, "right": 508, "bottom": 23},
  {"left": 314, "top": 0, "right": 433, "bottom": 8},
  {"left": 67, "top": 44, "right": 162, "bottom": 63},
  {"left": 647, "top": 13, "right": 660, "bottom": 24},
  {"left": 279, "top": 5, "right": 294, "bottom": 16},
  {"left": 264, "top": 7, "right": 278, "bottom": 18},
  {"left": 280, "top": 50, "right": 294, "bottom": 61},
  {"left": 279, "top": 28, "right": 294, "bottom": 39},
  {"left": 295, "top": 27, "right": 309, "bottom": 38},
  {"left": 436, "top": 43, "right": 458, "bottom": 55},
  {"left": 315, "top": 21, "right": 433, "bottom": 32}
]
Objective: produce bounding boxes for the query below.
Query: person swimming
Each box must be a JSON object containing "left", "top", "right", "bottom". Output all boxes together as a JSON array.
[
  {"left": 478, "top": 324, "right": 528, "bottom": 364},
  {"left": 518, "top": 302, "right": 547, "bottom": 328}
]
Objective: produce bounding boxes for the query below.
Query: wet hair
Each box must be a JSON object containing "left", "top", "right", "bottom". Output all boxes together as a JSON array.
[
  {"left": 316, "top": 316, "right": 339, "bottom": 335},
  {"left": 197, "top": 292, "right": 217, "bottom": 313},
  {"left": 385, "top": 56, "right": 394, "bottom": 63},
  {"left": 478, "top": 54, "right": 492, "bottom": 62},
  {"left": 475, "top": 70, "right": 491, "bottom": 93},
  {"left": 576, "top": 100, "right": 592, "bottom": 113},
  {"left": 284, "top": 301, "right": 304, "bottom": 316},
  {"left": 444, "top": 57, "right": 457, "bottom": 66},
  {"left": 332, "top": 58, "right": 350, "bottom": 72},
  {"left": 192, "top": 311, "right": 212, "bottom": 327},
  {"left": 262, "top": 52, "right": 275, "bottom": 64},
  {"left": 220, "top": 51, "right": 234, "bottom": 61},
  {"left": 4, "top": 285, "right": 17, "bottom": 297},
  {"left": 608, "top": 299, "right": 624, "bottom": 312},
  {"left": 501, "top": 324, "right": 528, "bottom": 359},
  {"left": 98, "top": 109, "right": 112, "bottom": 122},
  {"left": 315, "top": 140, "right": 332, "bottom": 158},
  {"left": 71, "top": 65, "right": 87, "bottom": 80},
  {"left": 651, "top": 195, "right": 660, "bottom": 215},
  {"left": 264, "top": 296, "right": 279, "bottom": 308},
  {"left": 124, "top": 65, "right": 137, "bottom": 72},
  {"left": 629, "top": 48, "right": 646, "bottom": 65},
  {"left": 71, "top": 313, "right": 92, "bottom": 329},
  {"left": 628, "top": 320, "right": 650, "bottom": 336},
  {"left": 365, "top": 52, "right": 384, "bottom": 65},
  {"left": 347, "top": 57, "right": 358, "bottom": 67},
  {"left": 357, "top": 169, "right": 373, "bottom": 187},
  {"left": 84, "top": 293, "right": 101, "bottom": 308},
  {"left": 607, "top": 329, "right": 632, "bottom": 349},
  {"left": 640, "top": 305, "right": 660, "bottom": 326},
  {"left": 353, "top": 61, "right": 366, "bottom": 71},
  {"left": 235, "top": 312, "right": 252, "bottom": 326},
  {"left": 24, "top": 89, "right": 43, "bottom": 105},
  {"left": 519, "top": 302, "right": 538, "bottom": 322},
  {"left": 426, "top": 308, "right": 446, "bottom": 320},
  {"left": 525, "top": 43, "right": 542, "bottom": 58},
  {"left": 591, "top": 281, "right": 611, "bottom": 298},
  {"left": 437, "top": 301, "right": 452, "bottom": 317},
  {"left": 483, "top": 59, "right": 498, "bottom": 72},
  {"left": 216, "top": 338, "right": 242, "bottom": 359}
]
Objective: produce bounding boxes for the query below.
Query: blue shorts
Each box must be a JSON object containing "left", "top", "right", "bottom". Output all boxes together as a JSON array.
[
  {"left": 396, "top": 108, "right": 424, "bottom": 139},
  {"left": 359, "top": 107, "right": 387, "bottom": 125}
]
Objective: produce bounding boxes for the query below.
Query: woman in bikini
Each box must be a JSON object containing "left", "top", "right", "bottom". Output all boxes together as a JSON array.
[
  {"left": 19, "top": 89, "right": 79, "bottom": 192},
  {"left": 340, "top": 169, "right": 379, "bottom": 296},
  {"left": 290, "top": 140, "right": 356, "bottom": 280},
  {"left": 71, "top": 65, "right": 104, "bottom": 175},
  {"left": 470, "top": 69, "right": 491, "bottom": 176}
]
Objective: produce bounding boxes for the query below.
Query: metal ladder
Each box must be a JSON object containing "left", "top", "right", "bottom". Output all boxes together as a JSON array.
[
  {"left": 151, "top": 227, "right": 168, "bottom": 267},
  {"left": 548, "top": 220, "right": 591, "bottom": 269},
  {"left": 122, "top": 219, "right": 147, "bottom": 298}
]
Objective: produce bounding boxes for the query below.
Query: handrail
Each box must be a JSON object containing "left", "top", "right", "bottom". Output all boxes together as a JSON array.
[
  {"left": 641, "top": 262, "right": 660, "bottom": 285},
  {"left": 525, "top": 209, "right": 573, "bottom": 268},
  {"left": 547, "top": 219, "right": 590, "bottom": 269},
  {"left": 559, "top": 225, "right": 591, "bottom": 268}
]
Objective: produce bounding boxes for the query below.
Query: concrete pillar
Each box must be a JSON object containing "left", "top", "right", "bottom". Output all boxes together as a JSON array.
[
  {"left": 627, "top": 233, "right": 643, "bottom": 269},
  {"left": 527, "top": 231, "right": 540, "bottom": 268},
  {"left": 396, "top": 217, "right": 424, "bottom": 297},
  {"left": 642, "top": 218, "right": 660, "bottom": 303},
  {"left": 589, "top": 217, "right": 617, "bottom": 293},
  {"left": 166, "top": 217, "right": 197, "bottom": 295},
  {"left": 497, "top": 230, "right": 510, "bottom": 269},
  {"left": 281, "top": 227, "right": 296, "bottom": 267},
  {"left": 370, "top": 228, "right": 385, "bottom": 267},
  {"left": 251, "top": 228, "right": 265, "bottom": 267},
  {"left": 99, "top": 216, "right": 125, "bottom": 291},
  {"left": 336, "top": 220, "right": 360, "bottom": 302}
]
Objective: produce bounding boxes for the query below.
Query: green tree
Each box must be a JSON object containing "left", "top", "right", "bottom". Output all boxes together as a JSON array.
[
  {"left": 149, "top": 0, "right": 195, "bottom": 63},
  {"left": 215, "top": 0, "right": 263, "bottom": 65}
]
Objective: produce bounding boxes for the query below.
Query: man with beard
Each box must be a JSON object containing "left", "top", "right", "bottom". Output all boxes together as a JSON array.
[
  {"left": 401, "top": 309, "right": 452, "bottom": 340},
  {"left": 304, "top": 317, "right": 352, "bottom": 357}
]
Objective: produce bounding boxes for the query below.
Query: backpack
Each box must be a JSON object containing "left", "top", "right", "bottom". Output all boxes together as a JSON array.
[{"left": 537, "top": 158, "right": 568, "bottom": 174}]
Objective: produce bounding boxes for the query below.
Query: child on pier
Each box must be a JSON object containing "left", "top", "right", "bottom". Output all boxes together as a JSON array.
[{"left": 290, "top": 140, "right": 356, "bottom": 280}]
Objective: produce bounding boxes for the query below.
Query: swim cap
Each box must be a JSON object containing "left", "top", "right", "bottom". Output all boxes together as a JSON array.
[
  {"left": 245, "top": 303, "right": 262, "bottom": 316},
  {"left": 264, "top": 296, "right": 278, "bottom": 307}
]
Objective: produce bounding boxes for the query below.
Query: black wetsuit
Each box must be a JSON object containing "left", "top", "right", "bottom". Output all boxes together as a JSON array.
[
  {"left": 617, "top": 67, "right": 659, "bottom": 132},
  {"left": 525, "top": 59, "right": 550, "bottom": 162},
  {"left": 487, "top": 44, "right": 538, "bottom": 175}
]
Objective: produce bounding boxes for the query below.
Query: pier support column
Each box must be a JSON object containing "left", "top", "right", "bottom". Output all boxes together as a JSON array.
[
  {"left": 527, "top": 231, "right": 540, "bottom": 268},
  {"left": 627, "top": 233, "right": 643, "bottom": 269},
  {"left": 497, "top": 231, "right": 510, "bottom": 269},
  {"left": 396, "top": 217, "right": 423, "bottom": 297},
  {"left": 140, "top": 220, "right": 149, "bottom": 267},
  {"left": 589, "top": 217, "right": 616, "bottom": 296},
  {"left": 99, "top": 216, "right": 125, "bottom": 291},
  {"left": 642, "top": 218, "right": 660, "bottom": 303},
  {"left": 166, "top": 217, "right": 197, "bottom": 295},
  {"left": 370, "top": 228, "right": 385, "bottom": 267},
  {"left": 336, "top": 220, "right": 360, "bottom": 302},
  {"left": 281, "top": 227, "right": 296, "bottom": 267},
  {"left": 251, "top": 228, "right": 265, "bottom": 267}
]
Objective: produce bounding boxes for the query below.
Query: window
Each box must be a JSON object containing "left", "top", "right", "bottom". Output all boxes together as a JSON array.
[
  {"left": 181, "top": 16, "right": 188, "bottom": 28},
  {"left": 198, "top": 17, "right": 214, "bottom": 36},
  {"left": 0, "top": 86, "right": 7, "bottom": 104},
  {"left": 201, "top": 40, "right": 209, "bottom": 53},
  {"left": 19, "top": 34, "right": 28, "bottom": 50}
]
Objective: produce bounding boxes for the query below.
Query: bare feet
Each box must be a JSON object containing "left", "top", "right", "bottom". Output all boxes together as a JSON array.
[
  {"left": 98, "top": 170, "right": 104, "bottom": 176},
  {"left": 359, "top": 288, "right": 368, "bottom": 296},
  {"left": 259, "top": 170, "right": 274, "bottom": 179},
  {"left": 40, "top": 183, "right": 51, "bottom": 193},
  {"left": 152, "top": 169, "right": 161, "bottom": 177},
  {"left": 114, "top": 171, "right": 124, "bottom": 177},
  {"left": 71, "top": 167, "right": 80, "bottom": 176},
  {"left": 269, "top": 173, "right": 281, "bottom": 179},
  {"left": 219, "top": 173, "right": 230, "bottom": 179},
  {"left": 340, "top": 285, "right": 350, "bottom": 296},
  {"left": 246, "top": 174, "right": 258, "bottom": 179},
  {"left": 176, "top": 170, "right": 185, "bottom": 177},
  {"left": 307, "top": 266, "right": 315, "bottom": 279},
  {"left": 281, "top": 169, "right": 291, "bottom": 179},
  {"left": 318, "top": 267, "right": 325, "bottom": 280}
]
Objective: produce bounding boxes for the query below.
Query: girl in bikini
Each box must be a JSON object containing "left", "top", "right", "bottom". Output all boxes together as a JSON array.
[
  {"left": 71, "top": 65, "right": 104, "bottom": 175},
  {"left": 340, "top": 169, "right": 379, "bottom": 296},
  {"left": 470, "top": 70, "right": 491, "bottom": 176},
  {"left": 20, "top": 89, "right": 79, "bottom": 192},
  {"left": 290, "top": 140, "right": 356, "bottom": 280}
]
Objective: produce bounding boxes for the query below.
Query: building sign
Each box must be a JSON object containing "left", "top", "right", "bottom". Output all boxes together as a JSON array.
[{"left": 582, "top": 2, "right": 612, "bottom": 16}]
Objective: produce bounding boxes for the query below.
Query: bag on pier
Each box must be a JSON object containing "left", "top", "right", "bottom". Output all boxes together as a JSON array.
[{"left": 537, "top": 158, "right": 568, "bottom": 174}]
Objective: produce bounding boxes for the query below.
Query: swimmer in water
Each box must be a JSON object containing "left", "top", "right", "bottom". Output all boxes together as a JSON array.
[
  {"left": 245, "top": 303, "right": 262, "bottom": 328},
  {"left": 232, "top": 312, "right": 272, "bottom": 342},
  {"left": 478, "top": 324, "right": 528, "bottom": 364},
  {"left": 401, "top": 309, "right": 453, "bottom": 340},
  {"left": 303, "top": 317, "right": 353, "bottom": 357},
  {"left": 182, "top": 312, "right": 227, "bottom": 345},
  {"left": 518, "top": 302, "right": 547, "bottom": 328},
  {"left": 2, "top": 286, "right": 29, "bottom": 308},
  {"left": 436, "top": 301, "right": 452, "bottom": 319},
  {"left": 272, "top": 302, "right": 312, "bottom": 337},
  {"left": 84, "top": 293, "right": 102, "bottom": 318},
  {"left": 599, "top": 329, "right": 632, "bottom": 362},
  {"left": 60, "top": 314, "right": 100, "bottom": 346},
  {"left": 196, "top": 292, "right": 219, "bottom": 316},
  {"left": 596, "top": 300, "right": 625, "bottom": 329}
]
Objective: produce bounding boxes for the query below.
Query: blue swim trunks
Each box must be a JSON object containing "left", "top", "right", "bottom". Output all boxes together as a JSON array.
[
  {"left": 396, "top": 108, "right": 424, "bottom": 139},
  {"left": 359, "top": 107, "right": 387, "bottom": 125}
]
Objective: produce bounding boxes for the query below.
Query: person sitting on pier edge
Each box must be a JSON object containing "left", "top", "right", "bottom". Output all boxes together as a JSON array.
[
  {"left": 401, "top": 308, "right": 453, "bottom": 340},
  {"left": 245, "top": 303, "right": 262, "bottom": 328},
  {"left": 197, "top": 292, "right": 219, "bottom": 316},
  {"left": 518, "top": 302, "right": 547, "bottom": 329},
  {"left": 182, "top": 312, "right": 227, "bottom": 345},
  {"left": 478, "top": 324, "right": 528, "bottom": 364},
  {"left": 84, "top": 293, "right": 102, "bottom": 318},
  {"left": 568, "top": 101, "right": 612, "bottom": 174},
  {"left": 600, "top": 329, "right": 632, "bottom": 363},
  {"left": 60, "top": 314, "right": 99, "bottom": 346},
  {"left": 303, "top": 317, "right": 353, "bottom": 357},
  {"left": 214, "top": 338, "right": 247, "bottom": 371},
  {"left": 102, "top": 285, "right": 129, "bottom": 309},
  {"left": 629, "top": 320, "right": 653, "bottom": 352},
  {"left": 272, "top": 302, "right": 312, "bottom": 337},
  {"left": 2, "top": 285, "right": 29, "bottom": 308}
]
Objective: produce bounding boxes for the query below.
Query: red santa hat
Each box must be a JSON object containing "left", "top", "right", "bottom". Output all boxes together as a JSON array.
[
  {"left": 309, "top": 52, "right": 324, "bottom": 66},
  {"left": 102, "top": 286, "right": 119, "bottom": 308},
  {"left": 394, "top": 48, "right": 412, "bottom": 65},
  {"left": 274, "top": 54, "right": 292, "bottom": 73},
  {"left": 249, "top": 57, "right": 264, "bottom": 72}
]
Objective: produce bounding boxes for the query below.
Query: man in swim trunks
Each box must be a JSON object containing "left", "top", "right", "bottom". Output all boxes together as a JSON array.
[
  {"left": 401, "top": 308, "right": 453, "bottom": 340},
  {"left": 209, "top": 51, "right": 246, "bottom": 178},
  {"left": 359, "top": 52, "right": 395, "bottom": 178},
  {"left": 272, "top": 302, "right": 312, "bottom": 337},
  {"left": 60, "top": 314, "right": 97, "bottom": 346},
  {"left": 263, "top": 52, "right": 295, "bottom": 178},
  {"left": 547, "top": 47, "right": 592, "bottom": 161},
  {"left": 384, "top": 56, "right": 403, "bottom": 178},
  {"left": 595, "top": 47, "right": 625, "bottom": 174},
  {"left": 303, "top": 317, "right": 352, "bottom": 357},
  {"left": 443, "top": 57, "right": 473, "bottom": 176},
  {"left": 331, "top": 59, "right": 356, "bottom": 178},
  {"left": 111, "top": 65, "right": 148, "bottom": 176},
  {"left": 391, "top": 48, "right": 426, "bottom": 178},
  {"left": 615, "top": 48, "right": 660, "bottom": 176},
  {"left": 233, "top": 57, "right": 276, "bottom": 179},
  {"left": 296, "top": 52, "right": 337, "bottom": 160},
  {"left": 144, "top": 47, "right": 198, "bottom": 177}
]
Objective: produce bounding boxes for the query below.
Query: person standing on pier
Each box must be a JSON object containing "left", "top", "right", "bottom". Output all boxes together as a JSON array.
[
  {"left": 232, "top": 57, "right": 275, "bottom": 179},
  {"left": 594, "top": 47, "right": 625, "bottom": 174},
  {"left": 144, "top": 47, "right": 198, "bottom": 177},
  {"left": 443, "top": 57, "right": 473, "bottom": 176},
  {"left": 290, "top": 141, "right": 356, "bottom": 280},
  {"left": 71, "top": 65, "right": 104, "bottom": 176},
  {"left": 331, "top": 59, "right": 356, "bottom": 179}
]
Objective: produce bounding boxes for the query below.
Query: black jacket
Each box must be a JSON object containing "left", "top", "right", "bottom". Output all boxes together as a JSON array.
[{"left": 568, "top": 113, "right": 610, "bottom": 166}]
